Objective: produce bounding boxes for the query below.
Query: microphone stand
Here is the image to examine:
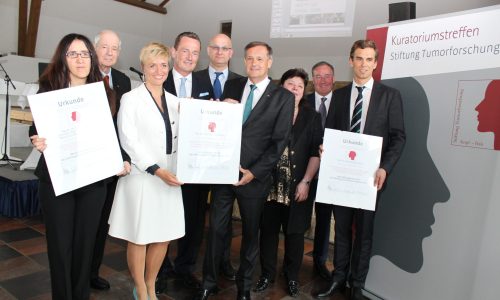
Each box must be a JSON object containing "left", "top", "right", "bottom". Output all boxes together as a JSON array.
[
  {"left": 129, "top": 67, "right": 144, "bottom": 82},
  {"left": 0, "top": 63, "right": 23, "bottom": 168}
]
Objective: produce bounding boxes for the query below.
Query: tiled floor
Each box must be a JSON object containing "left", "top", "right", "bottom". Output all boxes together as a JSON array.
[{"left": 0, "top": 215, "right": 352, "bottom": 300}]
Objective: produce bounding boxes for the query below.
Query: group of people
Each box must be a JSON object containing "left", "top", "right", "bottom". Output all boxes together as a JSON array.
[{"left": 29, "top": 29, "right": 405, "bottom": 300}]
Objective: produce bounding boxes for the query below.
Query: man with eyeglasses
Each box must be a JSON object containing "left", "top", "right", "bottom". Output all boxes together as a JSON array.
[
  {"left": 156, "top": 31, "right": 213, "bottom": 294},
  {"left": 196, "top": 34, "right": 243, "bottom": 101},
  {"left": 194, "top": 33, "right": 243, "bottom": 281},
  {"left": 90, "top": 29, "right": 131, "bottom": 291},
  {"left": 306, "top": 61, "right": 336, "bottom": 281}
]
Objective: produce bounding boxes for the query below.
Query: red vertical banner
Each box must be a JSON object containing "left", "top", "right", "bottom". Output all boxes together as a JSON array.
[{"left": 366, "top": 27, "right": 388, "bottom": 81}]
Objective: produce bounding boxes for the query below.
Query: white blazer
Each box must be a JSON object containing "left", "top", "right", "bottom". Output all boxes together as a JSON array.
[
  {"left": 109, "top": 83, "right": 184, "bottom": 244},
  {"left": 117, "top": 83, "right": 180, "bottom": 174}
]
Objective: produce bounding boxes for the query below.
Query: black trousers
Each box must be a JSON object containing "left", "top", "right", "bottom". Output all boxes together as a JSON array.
[
  {"left": 311, "top": 179, "right": 334, "bottom": 264},
  {"left": 39, "top": 180, "right": 106, "bottom": 300},
  {"left": 160, "top": 184, "right": 234, "bottom": 275},
  {"left": 259, "top": 201, "right": 305, "bottom": 282},
  {"left": 91, "top": 176, "right": 118, "bottom": 279},
  {"left": 313, "top": 201, "right": 334, "bottom": 264},
  {"left": 332, "top": 205, "right": 375, "bottom": 288},
  {"left": 202, "top": 184, "right": 266, "bottom": 293},
  {"left": 173, "top": 184, "right": 210, "bottom": 274}
]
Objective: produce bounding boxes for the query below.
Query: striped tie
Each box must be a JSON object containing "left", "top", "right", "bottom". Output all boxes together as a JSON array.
[{"left": 350, "top": 86, "right": 365, "bottom": 133}]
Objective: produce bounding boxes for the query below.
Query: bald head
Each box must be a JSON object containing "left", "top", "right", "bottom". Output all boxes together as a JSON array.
[
  {"left": 207, "top": 33, "right": 233, "bottom": 71},
  {"left": 94, "top": 30, "right": 122, "bottom": 73}
]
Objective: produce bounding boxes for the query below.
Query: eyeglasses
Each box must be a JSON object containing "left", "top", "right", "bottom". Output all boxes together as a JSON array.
[
  {"left": 208, "top": 46, "right": 232, "bottom": 52},
  {"left": 66, "top": 51, "right": 92, "bottom": 59}
]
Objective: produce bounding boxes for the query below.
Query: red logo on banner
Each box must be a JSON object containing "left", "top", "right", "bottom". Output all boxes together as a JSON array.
[
  {"left": 71, "top": 111, "right": 77, "bottom": 122},
  {"left": 348, "top": 150, "right": 357, "bottom": 160},
  {"left": 208, "top": 122, "right": 216, "bottom": 132}
]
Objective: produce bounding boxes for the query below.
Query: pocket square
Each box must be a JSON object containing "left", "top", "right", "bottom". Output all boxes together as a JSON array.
[{"left": 199, "top": 92, "right": 209, "bottom": 97}]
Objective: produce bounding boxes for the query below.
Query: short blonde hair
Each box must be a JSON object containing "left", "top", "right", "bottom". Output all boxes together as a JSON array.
[{"left": 139, "top": 42, "right": 170, "bottom": 65}]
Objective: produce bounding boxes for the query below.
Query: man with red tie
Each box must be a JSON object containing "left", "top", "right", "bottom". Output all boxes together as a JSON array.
[{"left": 91, "top": 29, "right": 131, "bottom": 291}]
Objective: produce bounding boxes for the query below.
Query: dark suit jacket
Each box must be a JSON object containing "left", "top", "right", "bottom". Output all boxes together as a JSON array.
[
  {"left": 110, "top": 68, "right": 131, "bottom": 113},
  {"left": 306, "top": 93, "right": 316, "bottom": 110},
  {"left": 163, "top": 70, "right": 212, "bottom": 100},
  {"left": 194, "top": 68, "right": 243, "bottom": 99},
  {"left": 285, "top": 103, "right": 323, "bottom": 233},
  {"left": 325, "top": 81, "right": 405, "bottom": 174},
  {"left": 223, "top": 77, "right": 295, "bottom": 197},
  {"left": 110, "top": 68, "right": 131, "bottom": 163}
]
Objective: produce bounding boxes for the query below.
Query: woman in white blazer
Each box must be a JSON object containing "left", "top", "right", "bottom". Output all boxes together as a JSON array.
[{"left": 108, "top": 42, "right": 184, "bottom": 300}]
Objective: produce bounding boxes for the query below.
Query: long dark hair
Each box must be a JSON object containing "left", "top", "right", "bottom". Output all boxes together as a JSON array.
[{"left": 39, "top": 33, "right": 117, "bottom": 115}]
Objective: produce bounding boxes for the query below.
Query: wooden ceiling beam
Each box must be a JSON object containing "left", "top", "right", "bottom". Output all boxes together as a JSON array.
[
  {"left": 24, "top": 0, "right": 42, "bottom": 57},
  {"left": 159, "top": 0, "right": 170, "bottom": 7},
  {"left": 114, "top": 0, "right": 167, "bottom": 14},
  {"left": 18, "top": 0, "right": 28, "bottom": 56}
]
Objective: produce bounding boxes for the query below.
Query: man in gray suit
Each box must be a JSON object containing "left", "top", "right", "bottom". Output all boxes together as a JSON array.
[
  {"left": 317, "top": 39, "right": 406, "bottom": 300},
  {"left": 195, "top": 41, "right": 294, "bottom": 300}
]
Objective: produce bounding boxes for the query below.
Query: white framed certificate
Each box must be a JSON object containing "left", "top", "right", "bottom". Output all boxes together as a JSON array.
[
  {"left": 177, "top": 99, "right": 243, "bottom": 184},
  {"left": 28, "top": 82, "right": 123, "bottom": 196},
  {"left": 316, "top": 129, "right": 383, "bottom": 211}
]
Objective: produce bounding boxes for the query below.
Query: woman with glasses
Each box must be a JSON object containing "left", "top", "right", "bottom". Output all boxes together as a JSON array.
[
  {"left": 253, "top": 68, "right": 323, "bottom": 297},
  {"left": 29, "top": 33, "right": 127, "bottom": 300},
  {"left": 108, "top": 42, "right": 184, "bottom": 300}
]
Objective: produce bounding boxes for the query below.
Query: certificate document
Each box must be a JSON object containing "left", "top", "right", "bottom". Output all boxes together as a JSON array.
[
  {"left": 177, "top": 99, "right": 243, "bottom": 184},
  {"left": 316, "top": 129, "right": 382, "bottom": 211},
  {"left": 28, "top": 82, "right": 123, "bottom": 196}
]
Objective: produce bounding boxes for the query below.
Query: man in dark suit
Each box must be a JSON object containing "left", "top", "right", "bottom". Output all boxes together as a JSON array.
[
  {"left": 306, "top": 61, "right": 336, "bottom": 281},
  {"left": 317, "top": 40, "right": 405, "bottom": 300},
  {"left": 195, "top": 34, "right": 242, "bottom": 100},
  {"left": 162, "top": 32, "right": 212, "bottom": 100},
  {"left": 195, "top": 41, "right": 294, "bottom": 300},
  {"left": 157, "top": 32, "right": 212, "bottom": 293},
  {"left": 90, "top": 29, "right": 131, "bottom": 291},
  {"left": 194, "top": 33, "right": 243, "bottom": 281}
]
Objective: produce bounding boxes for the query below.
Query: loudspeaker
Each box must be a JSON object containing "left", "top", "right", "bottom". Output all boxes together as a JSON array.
[{"left": 389, "top": 2, "right": 416, "bottom": 23}]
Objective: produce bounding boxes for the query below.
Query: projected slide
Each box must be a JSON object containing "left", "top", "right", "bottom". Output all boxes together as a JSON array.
[{"left": 270, "top": 0, "right": 356, "bottom": 38}]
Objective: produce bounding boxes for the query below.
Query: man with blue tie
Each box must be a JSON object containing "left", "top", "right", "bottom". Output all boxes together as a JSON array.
[
  {"left": 157, "top": 32, "right": 213, "bottom": 294},
  {"left": 194, "top": 33, "right": 243, "bottom": 281},
  {"left": 316, "top": 39, "right": 406, "bottom": 300},
  {"left": 196, "top": 34, "right": 242, "bottom": 100},
  {"left": 195, "top": 41, "right": 294, "bottom": 300}
]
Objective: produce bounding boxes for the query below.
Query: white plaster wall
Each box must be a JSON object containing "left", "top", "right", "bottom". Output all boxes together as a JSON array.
[{"left": 1, "top": 0, "right": 497, "bottom": 80}]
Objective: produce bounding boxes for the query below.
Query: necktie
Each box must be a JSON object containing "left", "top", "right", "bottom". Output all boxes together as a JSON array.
[
  {"left": 103, "top": 75, "right": 110, "bottom": 89},
  {"left": 179, "top": 77, "right": 187, "bottom": 98},
  {"left": 319, "top": 96, "right": 327, "bottom": 128},
  {"left": 213, "top": 72, "right": 223, "bottom": 100},
  {"left": 242, "top": 84, "right": 257, "bottom": 123},
  {"left": 350, "top": 86, "right": 365, "bottom": 133}
]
